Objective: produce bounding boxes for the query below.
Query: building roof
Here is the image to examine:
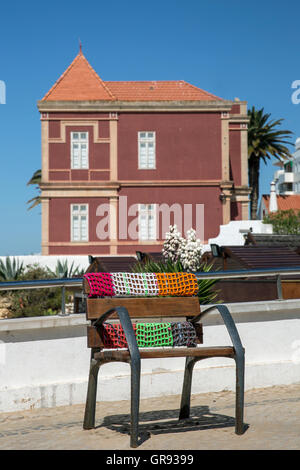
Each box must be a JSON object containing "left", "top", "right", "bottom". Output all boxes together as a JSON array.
[
  {"left": 222, "top": 245, "right": 300, "bottom": 270},
  {"left": 202, "top": 245, "right": 300, "bottom": 272},
  {"left": 85, "top": 256, "right": 138, "bottom": 273},
  {"left": 41, "top": 51, "right": 223, "bottom": 102},
  {"left": 262, "top": 194, "right": 300, "bottom": 212},
  {"left": 245, "top": 232, "right": 300, "bottom": 248},
  {"left": 136, "top": 251, "right": 165, "bottom": 263},
  {"left": 104, "top": 80, "right": 222, "bottom": 102},
  {"left": 42, "top": 51, "right": 116, "bottom": 101}
]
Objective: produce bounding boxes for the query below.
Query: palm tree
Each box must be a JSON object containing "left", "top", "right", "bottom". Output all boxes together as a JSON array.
[
  {"left": 248, "top": 107, "right": 293, "bottom": 219},
  {"left": 27, "top": 169, "right": 41, "bottom": 210}
]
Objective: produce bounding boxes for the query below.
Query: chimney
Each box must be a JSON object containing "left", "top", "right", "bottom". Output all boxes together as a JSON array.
[{"left": 269, "top": 181, "right": 278, "bottom": 212}]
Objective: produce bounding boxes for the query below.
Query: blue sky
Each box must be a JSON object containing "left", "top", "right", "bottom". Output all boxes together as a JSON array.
[{"left": 0, "top": 0, "right": 300, "bottom": 255}]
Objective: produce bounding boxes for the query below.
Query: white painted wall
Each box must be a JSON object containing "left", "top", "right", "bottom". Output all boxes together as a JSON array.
[
  {"left": 0, "top": 255, "right": 90, "bottom": 272},
  {"left": 208, "top": 220, "right": 273, "bottom": 247},
  {"left": 0, "top": 299, "right": 299, "bottom": 412},
  {"left": 0, "top": 254, "right": 136, "bottom": 273}
]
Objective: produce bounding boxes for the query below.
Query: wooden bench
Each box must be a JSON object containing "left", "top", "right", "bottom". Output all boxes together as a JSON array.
[{"left": 82, "top": 273, "right": 245, "bottom": 447}]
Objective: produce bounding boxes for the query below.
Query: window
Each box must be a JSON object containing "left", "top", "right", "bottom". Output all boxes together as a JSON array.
[
  {"left": 71, "top": 204, "right": 88, "bottom": 241},
  {"left": 284, "top": 161, "right": 293, "bottom": 173},
  {"left": 138, "top": 132, "right": 156, "bottom": 169},
  {"left": 138, "top": 204, "right": 156, "bottom": 240},
  {"left": 282, "top": 183, "right": 293, "bottom": 192},
  {"left": 71, "top": 132, "right": 89, "bottom": 169}
]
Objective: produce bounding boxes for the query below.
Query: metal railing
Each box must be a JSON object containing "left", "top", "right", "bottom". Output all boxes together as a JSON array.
[
  {"left": 0, "top": 277, "right": 83, "bottom": 316},
  {"left": 1, "top": 266, "right": 300, "bottom": 315},
  {"left": 194, "top": 266, "right": 300, "bottom": 301}
]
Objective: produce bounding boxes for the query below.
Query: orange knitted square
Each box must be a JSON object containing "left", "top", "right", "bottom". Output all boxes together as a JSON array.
[{"left": 155, "top": 273, "right": 198, "bottom": 296}]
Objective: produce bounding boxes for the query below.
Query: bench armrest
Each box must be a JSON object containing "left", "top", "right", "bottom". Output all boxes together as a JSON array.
[
  {"left": 93, "top": 307, "right": 140, "bottom": 365},
  {"left": 191, "top": 305, "right": 244, "bottom": 356}
]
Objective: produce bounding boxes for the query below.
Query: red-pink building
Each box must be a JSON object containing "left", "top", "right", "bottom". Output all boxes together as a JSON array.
[{"left": 37, "top": 49, "right": 250, "bottom": 255}]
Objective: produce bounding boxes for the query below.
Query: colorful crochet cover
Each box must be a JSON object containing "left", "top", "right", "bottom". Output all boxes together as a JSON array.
[
  {"left": 171, "top": 321, "right": 197, "bottom": 347},
  {"left": 84, "top": 272, "right": 198, "bottom": 298},
  {"left": 136, "top": 322, "right": 173, "bottom": 347},
  {"left": 100, "top": 321, "right": 197, "bottom": 349},
  {"left": 101, "top": 323, "right": 137, "bottom": 349},
  {"left": 111, "top": 272, "right": 159, "bottom": 296},
  {"left": 155, "top": 273, "right": 198, "bottom": 297}
]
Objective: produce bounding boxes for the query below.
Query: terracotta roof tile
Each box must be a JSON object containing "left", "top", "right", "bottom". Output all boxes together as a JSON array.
[
  {"left": 104, "top": 80, "right": 222, "bottom": 102},
  {"left": 42, "top": 51, "right": 116, "bottom": 101},
  {"left": 42, "top": 53, "right": 224, "bottom": 102},
  {"left": 263, "top": 195, "right": 300, "bottom": 212}
]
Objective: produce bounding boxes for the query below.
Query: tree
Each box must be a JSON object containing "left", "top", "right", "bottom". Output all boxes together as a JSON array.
[
  {"left": 248, "top": 107, "right": 293, "bottom": 220},
  {"left": 26, "top": 169, "right": 41, "bottom": 210}
]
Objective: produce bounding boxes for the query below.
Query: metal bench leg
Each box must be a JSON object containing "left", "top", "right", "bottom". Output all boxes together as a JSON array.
[
  {"left": 129, "top": 354, "right": 141, "bottom": 447},
  {"left": 93, "top": 306, "right": 141, "bottom": 447},
  {"left": 179, "top": 352, "right": 245, "bottom": 435},
  {"left": 235, "top": 348, "right": 245, "bottom": 434},
  {"left": 197, "top": 305, "right": 246, "bottom": 435},
  {"left": 83, "top": 356, "right": 101, "bottom": 430},
  {"left": 179, "top": 356, "right": 198, "bottom": 420}
]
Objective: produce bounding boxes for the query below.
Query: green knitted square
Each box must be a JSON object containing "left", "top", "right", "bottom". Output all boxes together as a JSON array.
[{"left": 136, "top": 322, "right": 173, "bottom": 347}]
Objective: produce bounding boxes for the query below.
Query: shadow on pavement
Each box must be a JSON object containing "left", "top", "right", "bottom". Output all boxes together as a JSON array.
[{"left": 97, "top": 405, "right": 245, "bottom": 444}]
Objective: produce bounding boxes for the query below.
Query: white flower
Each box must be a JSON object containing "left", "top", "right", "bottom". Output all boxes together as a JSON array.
[{"left": 162, "top": 225, "right": 204, "bottom": 270}]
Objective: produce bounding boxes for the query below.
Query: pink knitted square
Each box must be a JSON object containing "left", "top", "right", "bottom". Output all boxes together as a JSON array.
[{"left": 84, "top": 273, "right": 115, "bottom": 297}]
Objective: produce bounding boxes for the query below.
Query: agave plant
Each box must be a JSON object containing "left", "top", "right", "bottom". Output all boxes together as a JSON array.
[
  {"left": 194, "top": 262, "right": 220, "bottom": 305},
  {"left": 0, "top": 257, "right": 24, "bottom": 281},
  {"left": 132, "top": 258, "right": 219, "bottom": 305},
  {"left": 132, "top": 258, "right": 184, "bottom": 273},
  {"left": 48, "top": 259, "right": 85, "bottom": 278}
]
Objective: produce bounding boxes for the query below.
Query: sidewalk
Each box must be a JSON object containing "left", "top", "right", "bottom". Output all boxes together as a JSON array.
[{"left": 0, "top": 384, "right": 299, "bottom": 450}]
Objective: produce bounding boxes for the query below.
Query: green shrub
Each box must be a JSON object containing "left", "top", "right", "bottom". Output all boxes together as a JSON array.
[
  {"left": 263, "top": 209, "right": 300, "bottom": 234},
  {"left": 7, "top": 264, "right": 72, "bottom": 318}
]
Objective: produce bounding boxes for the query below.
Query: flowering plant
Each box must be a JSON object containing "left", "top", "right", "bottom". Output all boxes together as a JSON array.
[{"left": 162, "top": 225, "right": 204, "bottom": 272}]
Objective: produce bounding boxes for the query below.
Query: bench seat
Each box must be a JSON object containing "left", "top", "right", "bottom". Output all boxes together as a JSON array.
[{"left": 94, "top": 346, "right": 235, "bottom": 361}]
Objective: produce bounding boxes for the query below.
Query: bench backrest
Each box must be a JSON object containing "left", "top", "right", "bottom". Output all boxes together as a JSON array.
[{"left": 83, "top": 272, "right": 202, "bottom": 348}]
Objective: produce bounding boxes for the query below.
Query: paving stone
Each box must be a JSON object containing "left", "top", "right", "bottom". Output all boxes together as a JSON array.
[{"left": 0, "top": 384, "right": 299, "bottom": 450}]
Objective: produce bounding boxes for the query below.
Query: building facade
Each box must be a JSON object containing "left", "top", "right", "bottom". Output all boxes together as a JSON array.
[
  {"left": 37, "top": 50, "right": 250, "bottom": 255},
  {"left": 274, "top": 137, "right": 300, "bottom": 195},
  {"left": 274, "top": 160, "right": 294, "bottom": 195}
]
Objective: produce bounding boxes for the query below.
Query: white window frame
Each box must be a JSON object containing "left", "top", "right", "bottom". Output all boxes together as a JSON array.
[
  {"left": 138, "top": 131, "right": 156, "bottom": 169},
  {"left": 138, "top": 204, "right": 156, "bottom": 241},
  {"left": 71, "top": 132, "right": 89, "bottom": 169},
  {"left": 71, "top": 204, "right": 89, "bottom": 242}
]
